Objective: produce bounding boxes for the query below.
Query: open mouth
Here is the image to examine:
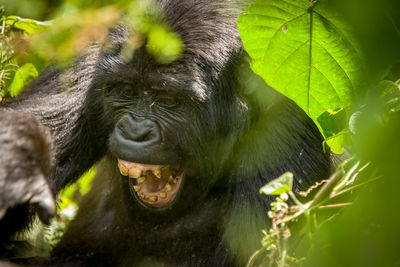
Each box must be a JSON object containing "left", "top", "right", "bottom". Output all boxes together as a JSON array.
[{"left": 118, "top": 159, "right": 184, "bottom": 208}]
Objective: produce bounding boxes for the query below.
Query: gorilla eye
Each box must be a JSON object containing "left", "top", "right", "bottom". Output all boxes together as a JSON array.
[
  {"left": 123, "top": 89, "right": 136, "bottom": 97},
  {"left": 161, "top": 97, "right": 178, "bottom": 107}
]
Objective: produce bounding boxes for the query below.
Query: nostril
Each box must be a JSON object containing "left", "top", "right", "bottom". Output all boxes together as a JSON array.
[{"left": 134, "top": 130, "right": 153, "bottom": 142}]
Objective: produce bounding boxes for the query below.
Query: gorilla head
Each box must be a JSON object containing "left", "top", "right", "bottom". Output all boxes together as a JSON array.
[{"left": 86, "top": 4, "right": 252, "bottom": 212}]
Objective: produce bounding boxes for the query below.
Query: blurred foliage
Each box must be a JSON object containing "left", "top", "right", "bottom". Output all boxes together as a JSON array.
[
  {"left": 302, "top": 80, "right": 400, "bottom": 267},
  {"left": 28, "top": 6, "right": 120, "bottom": 64},
  {"left": 58, "top": 167, "right": 96, "bottom": 212},
  {"left": 0, "top": 0, "right": 59, "bottom": 20},
  {"left": 46, "top": 167, "right": 96, "bottom": 249},
  {"left": 249, "top": 77, "right": 400, "bottom": 267},
  {"left": 237, "top": 66, "right": 398, "bottom": 266},
  {"left": 0, "top": 13, "right": 49, "bottom": 100},
  {"left": 16, "top": 0, "right": 181, "bottom": 65}
]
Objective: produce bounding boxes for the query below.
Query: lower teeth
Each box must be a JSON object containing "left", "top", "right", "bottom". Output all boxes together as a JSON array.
[{"left": 148, "top": 196, "right": 158, "bottom": 202}]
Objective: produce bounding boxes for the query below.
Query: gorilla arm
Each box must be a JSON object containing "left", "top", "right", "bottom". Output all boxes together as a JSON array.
[{"left": 0, "top": 46, "right": 102, "bottom": 229}]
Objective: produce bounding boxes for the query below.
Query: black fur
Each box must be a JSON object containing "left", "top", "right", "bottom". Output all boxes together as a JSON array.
[
  {"left": 0, "top": 111, "right": 55, "bottom": 262},
  {"left": 0, "top": 0, "right": 332, "bottom": 266}
]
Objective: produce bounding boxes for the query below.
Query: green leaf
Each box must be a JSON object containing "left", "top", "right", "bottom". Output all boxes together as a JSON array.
[
  {"left": 324, "top": 130, "right": 350, "bottom": 154},
  {"left": 260, "top": 172, "right": 293, "bottom": 195},
  {"left": 9, "top": 63, "right": 38, "bottom": 97},
  {"left": 238, "top": 0, "right": 362, "bottom": 125},
  {"left": 5, "top": 16, "right": 51, "bottom": 33},
  {"left": 317, "top": 107, "right": 346, "bottom": 138}
]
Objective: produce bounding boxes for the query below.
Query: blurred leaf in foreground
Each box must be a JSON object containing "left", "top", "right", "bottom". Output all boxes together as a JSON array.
[
  {"left": 4, "top": 16, "right": 52, "bottom": 34},
  {"left": 9, "top": 63, "right": 38, "bottom": 97},
  {"left": 27, "top": 6, "right": 120, "bottom": 64}
]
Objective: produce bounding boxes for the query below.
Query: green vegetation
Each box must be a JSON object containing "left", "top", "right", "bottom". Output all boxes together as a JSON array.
[{"left": 238, "top": 0, "right": 400, "bottom": 266}]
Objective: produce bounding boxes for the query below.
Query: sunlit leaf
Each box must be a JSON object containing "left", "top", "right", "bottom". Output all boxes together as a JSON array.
[
  {"left": 5, "top": 16, "right": 51, "bottom": 33},
  {"left": 9, "top": 63, "right": 38, "bottom": 97},
  {"left": 238, "top": 0, "right": 363, "bottom": 127},
  {"left": 260, "top": 172, "right": 293, "bottom": 195}
]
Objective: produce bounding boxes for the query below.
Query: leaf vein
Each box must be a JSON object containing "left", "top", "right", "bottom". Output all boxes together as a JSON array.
[
  {"left": 263, "top": 12, "right": 308, "bottom": 65},
  {"left": 253, "top": 3, "right": 297, "bottom": 17},
  {"left": 271, "top": 40, "right": 309, "bottom": 84},
  {"left": 313, "top": 11, "right": 362, "bottom": 60},
  {"left": 279, "top": 0, "right": 309, "bottom": 11},
  {"left": 316, "top": 42, "right": 354, "bottom": 91},
  {"left": 312, "top": 65, "right": 342, "bottom": 104}
]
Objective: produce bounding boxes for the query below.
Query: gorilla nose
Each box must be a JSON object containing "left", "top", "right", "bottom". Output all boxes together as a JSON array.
[
  {"left": 110, "top": 114, "right": 168, "bottom": 163},
  {"left": 129, "top": 121, "right": 157, "bottom": 142},
  {"left": 116, "top": 115, "right": 161, "bottom": 146}
]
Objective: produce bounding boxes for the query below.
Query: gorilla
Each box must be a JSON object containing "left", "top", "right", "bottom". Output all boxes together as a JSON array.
[{"left": 0, "top": 0, "right": 332, "bottom": 266}]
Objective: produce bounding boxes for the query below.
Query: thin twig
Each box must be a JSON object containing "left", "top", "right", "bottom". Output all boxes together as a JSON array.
[{"left": 318, "top": 202, "right": 352, "bottom": 209}]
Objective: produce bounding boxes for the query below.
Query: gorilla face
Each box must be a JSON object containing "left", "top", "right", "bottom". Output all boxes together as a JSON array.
[
  {"left": 94, "top": 43, "right": 247, "bottom": 210},
  {"left": 106, "top": 76, "right": 197, "bottom": 209}
]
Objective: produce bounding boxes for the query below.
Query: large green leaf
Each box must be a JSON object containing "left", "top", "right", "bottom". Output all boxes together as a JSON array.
[{"left": 238, "top": 0, "right": 362, "bottom": 125}]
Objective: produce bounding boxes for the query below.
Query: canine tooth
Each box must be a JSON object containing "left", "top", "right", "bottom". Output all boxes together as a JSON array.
[
  {"left": 169, "top": 176, "right": 177, "bottom": 184},
  {"left": 153, "top": 169, "right": 161, "bottom": 179},
  {"left": 165, "top": 183, "right": 172, "bottom": 192},
  {"left": 139, "top": 192, "right": 145, "bottom": 199},
  {"left": 118, "top": 163, "right": 128, "bottom": 176},
  {"left": 129, "top": 167, "right": 142, "bottom": 178},
  {"left": 149, "top": 196, "right": 158, "bottom": 202},
  {"left": 133, "top": 185, "right": 141, "bottom": 192},
  {"left": 138, "top": 177, "right": 146, "bottom": 184},
  {"left": 159, "top": 192, "right": 167, "bottom": 199}
]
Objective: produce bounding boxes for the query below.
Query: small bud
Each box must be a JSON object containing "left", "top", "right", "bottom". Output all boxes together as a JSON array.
[{"left": 280, "top": 193, "right": 289, "bottom": 201}]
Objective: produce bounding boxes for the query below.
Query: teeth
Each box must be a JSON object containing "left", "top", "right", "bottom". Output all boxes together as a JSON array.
[
  {"left": 169, "top": 176, "right": 177, "bottom": 184},
  {"left": 129, "top": 167, "right": 142, "bottom": 178},
  {"left": 118, "top": 162, "right": 128, "bottom": 176},
  {"left": 159, "top": 192, "right": 167, "bottom": 199},
  {"left": 165, "top": 183, "right": 172, "bottom": 192},
  {"left": 138, "top": 177, "right": 146, "bottom": 184},
  {"left": 133, "top": 185, "right": 141, "bottom": 192},
  {"left": 153, "top": 169, "right": 161, "bottom": 179},
  {"left": 148, "top": 196, "right": 158, "bottom": 202},
  {"left": 139, "top": 192, "right": 145, "bottom": 199}
]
